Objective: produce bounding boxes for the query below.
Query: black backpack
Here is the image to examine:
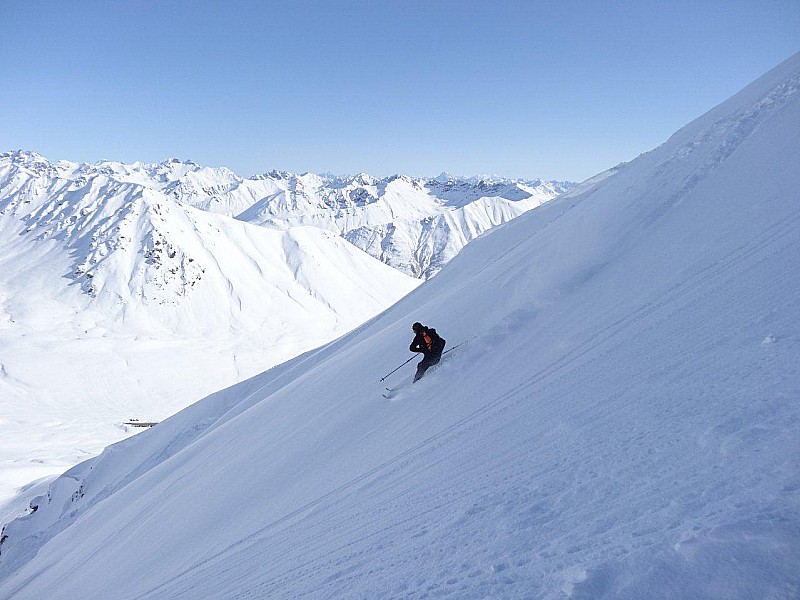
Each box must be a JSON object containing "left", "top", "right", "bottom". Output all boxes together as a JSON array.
[{"left": 426, "top": 328, "right": 446, "bottom": 353}]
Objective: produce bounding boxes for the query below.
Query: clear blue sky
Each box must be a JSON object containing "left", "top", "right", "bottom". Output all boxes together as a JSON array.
[{"left": 2, "top": 1, "right": 798, "bottom": 181}]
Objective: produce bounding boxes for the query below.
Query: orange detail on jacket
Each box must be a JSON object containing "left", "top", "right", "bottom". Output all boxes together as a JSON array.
[{"left": 423, "top": 332, "right": 433, "bottom": 351}]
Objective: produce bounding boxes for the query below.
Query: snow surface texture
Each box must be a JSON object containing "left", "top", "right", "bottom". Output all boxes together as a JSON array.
[
  {"left": 2, "top": 53, "right": 800, "bottom": 599},
  {"left": 0, "top": 156, "right": 420, "bottom": 514}
]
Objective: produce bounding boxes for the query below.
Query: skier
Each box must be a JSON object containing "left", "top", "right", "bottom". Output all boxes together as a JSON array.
[{"left": 409, "top": 322, "right": 446, "bottom": 382}]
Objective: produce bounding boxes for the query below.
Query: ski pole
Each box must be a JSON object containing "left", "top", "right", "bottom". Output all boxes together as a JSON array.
[
  {"left": 442, "top": 336, "right": 475, "bottom": 355},
  {"left": 379, "top": 355, "right": 417, "bottom": 382}
]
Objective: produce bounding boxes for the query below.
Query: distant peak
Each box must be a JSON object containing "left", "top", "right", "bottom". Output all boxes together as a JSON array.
[
  {"left": 250, "top": 169, "right": 292, "bottom": 181},
  {"left": 3, "top": 149, "right": 48, "bottom": 163},
  {"left": 433, "top": 172, "right": 455, "bottom": 183},
  {"left": 162, "top": 157, "right": 198, "bottom": 166}
]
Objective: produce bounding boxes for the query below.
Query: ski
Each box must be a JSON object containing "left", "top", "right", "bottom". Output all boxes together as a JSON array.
[
  {"left": 379, "top": 337, "right": 474, "bottom": 399},
  {"left": 382, "top": 386, "right": 399, "bottom": 399}
]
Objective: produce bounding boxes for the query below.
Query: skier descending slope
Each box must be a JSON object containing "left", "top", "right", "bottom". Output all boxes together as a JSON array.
[{"left": 409, "top": 322, "right": 446, "bottom": 381}]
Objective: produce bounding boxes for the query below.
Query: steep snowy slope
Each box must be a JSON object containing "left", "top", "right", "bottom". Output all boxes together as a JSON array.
[
  {"left": 2, "top": 52, "right": 799, "bottom": 599},
  {"left": 0, "top": 157, "right": 419, "bottom": 510}
]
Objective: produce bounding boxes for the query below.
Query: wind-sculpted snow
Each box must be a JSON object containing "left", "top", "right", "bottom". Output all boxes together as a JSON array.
[{"left": 1, "top": 53, "right": 799, "bottom": 599}]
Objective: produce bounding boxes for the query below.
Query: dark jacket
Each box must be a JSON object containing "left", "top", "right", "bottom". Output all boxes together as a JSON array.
[{"left": 410, "top": 326, "right": 446, "bottom": 357}]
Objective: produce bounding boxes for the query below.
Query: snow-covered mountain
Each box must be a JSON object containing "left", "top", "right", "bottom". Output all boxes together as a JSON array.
[
  {"left": 2, "top": 151, "right": 573, "bottom": 279},
  {"left": 0, "top": 152, "right": 420, "bottom": 510},
  {"left": 2, "top": 52, "right": 797, "bottom": 599},
  {"left": 0, "top": 152, "right": 421, "bottom": 333},
  {"left": 235, "top": 171, "right": 572, "bottom": 278}
]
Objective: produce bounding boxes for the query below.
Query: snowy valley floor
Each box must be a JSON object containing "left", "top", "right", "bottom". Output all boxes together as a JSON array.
[{"left": 0, "top": 331, "right": 314, "bottom": 524}]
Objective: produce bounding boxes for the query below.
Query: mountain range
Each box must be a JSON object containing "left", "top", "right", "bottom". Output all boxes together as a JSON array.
[{"left": 2, "top": 151, "right": 573, "bottom": 279}]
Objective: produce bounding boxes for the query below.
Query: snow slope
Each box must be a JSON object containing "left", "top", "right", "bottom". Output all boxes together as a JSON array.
[
  {"left": 2, "top": 52, "right": 799, "bottom": 599},
  {"left": 0, "top": 155, "right": 419, "bottom": 511}
]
